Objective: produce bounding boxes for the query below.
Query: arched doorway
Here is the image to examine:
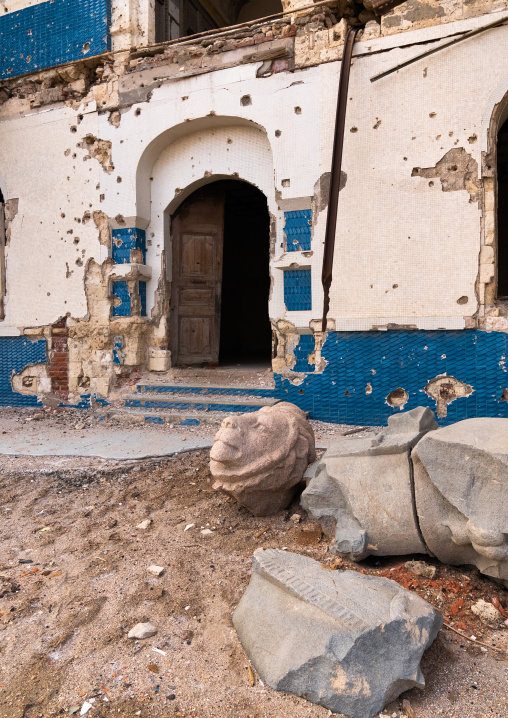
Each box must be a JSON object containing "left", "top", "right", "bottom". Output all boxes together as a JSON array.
[
  {"left": 498, "top": 118, "right": 508, "bottom": 298},
  {"left": 169, "top": 179, "right": 272, "bottom": 367}
]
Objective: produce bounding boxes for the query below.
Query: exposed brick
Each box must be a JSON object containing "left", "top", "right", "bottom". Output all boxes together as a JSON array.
[{"left": 237, "top": 38, "right": 255, "bottom": 48}]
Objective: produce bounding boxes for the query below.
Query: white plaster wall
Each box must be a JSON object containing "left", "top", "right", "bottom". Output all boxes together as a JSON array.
[
  {"left": 0, "top": 106, "right": 102, "bottom": 327},
  {"left": 2, "top": 16, "right": 508, "bottom": 335},
  {"left": 111, "top": 0, "right": 155, "bottom": 50}
]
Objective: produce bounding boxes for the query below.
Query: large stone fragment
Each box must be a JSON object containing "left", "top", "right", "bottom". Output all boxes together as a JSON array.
[
  {"left": 301, "top": 407, "right": 437, "bottom": 559},
  {"left": 233, "top": 549, "right": 442, "bottom": 718},
  {"left": 412, "top": 418, "right": 508, "bottom": 587},
  {"left": 210, "top": 402, "right": 316, "bottom": 515}
]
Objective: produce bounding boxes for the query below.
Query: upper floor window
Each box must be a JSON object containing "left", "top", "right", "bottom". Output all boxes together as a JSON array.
[
  {"left": 155, "top": 0, "right": 217, "bottom": 43},
  {"left": 155, "top": 0, "right": 283, "bottom": 43}
]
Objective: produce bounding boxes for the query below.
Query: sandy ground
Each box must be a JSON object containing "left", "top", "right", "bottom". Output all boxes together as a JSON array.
[{"left": 0, "top": 411, "right": 507, "bottom": 718}]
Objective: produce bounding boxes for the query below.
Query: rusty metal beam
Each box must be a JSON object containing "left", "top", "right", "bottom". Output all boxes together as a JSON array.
[{"left": 321, "top": 26, "right": 358, "bottom": 333}]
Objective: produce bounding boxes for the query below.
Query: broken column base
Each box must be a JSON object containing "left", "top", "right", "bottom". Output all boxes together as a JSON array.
[{"left": 148, "top": 348, "right": 171, "bottom": 372}]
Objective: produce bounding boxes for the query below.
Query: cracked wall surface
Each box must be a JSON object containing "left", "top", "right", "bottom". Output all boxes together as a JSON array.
[{"left": 0, "top": 1, "right": 507, "bottom": 403}]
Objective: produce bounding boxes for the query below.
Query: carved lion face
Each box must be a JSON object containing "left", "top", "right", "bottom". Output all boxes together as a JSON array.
[{"left": 210, "top": 402, "right": 316, "bottom": 489}]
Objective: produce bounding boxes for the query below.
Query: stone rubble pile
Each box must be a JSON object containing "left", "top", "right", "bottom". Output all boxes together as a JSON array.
[{"left": 302, "top": 409, "right": 508, "bottom": 588}]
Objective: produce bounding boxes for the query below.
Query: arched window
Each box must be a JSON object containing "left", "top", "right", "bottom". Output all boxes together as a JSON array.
[{"left": 498, "top": 118, "right": 508, "bottom": 298}]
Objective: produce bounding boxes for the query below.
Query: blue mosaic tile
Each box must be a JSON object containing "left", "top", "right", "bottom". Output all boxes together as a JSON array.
[
  {"left": 293, "top": 334, "right": 315, "bottom": 372},
  {"left": 0, "top": 337, "right": 46, "bottom": 407},
  {"left": 179, "top": 418, "right": 200, "bottom": 426},
  {"left": 284, "top": 269, "right": 311, "bottom": 311},
  {"left": 275, "top": 329, "right": 508, "bottom": 427},
  {"left": 112, "top": 281, "right": 130, "bottom": 317},
  {"left": 0, "top": 0, "right": 111, "bottom": 80},
  {"left": 113, "top": 337, "right": 124, "bottom": 365},
  {"left": 284, "top": 209, "right": 312, "bottom": 252},
  {"left": 145, "top": 416, "right": 164, "bottom": 424},
  {"left": 112, "top": 228, "right": 146, "bottom": 265}
]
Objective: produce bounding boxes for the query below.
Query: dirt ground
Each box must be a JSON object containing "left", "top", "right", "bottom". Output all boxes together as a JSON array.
[{"left": 0, "top": 418, "right": 507, "bottom": 718}]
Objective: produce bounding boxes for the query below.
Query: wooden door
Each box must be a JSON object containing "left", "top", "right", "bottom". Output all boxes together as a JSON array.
[{"left": 170, "top": 188, "right": 225, "bottom": 365}]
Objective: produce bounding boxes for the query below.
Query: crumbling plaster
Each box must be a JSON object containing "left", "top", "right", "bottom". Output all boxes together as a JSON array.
[{"left": 0, "top": 1, "right": 507, "bottom": 400}]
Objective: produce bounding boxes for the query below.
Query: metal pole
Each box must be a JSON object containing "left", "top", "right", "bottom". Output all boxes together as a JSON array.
[{"left": 321, "top": 26, "right": 358, "bottom": 333}]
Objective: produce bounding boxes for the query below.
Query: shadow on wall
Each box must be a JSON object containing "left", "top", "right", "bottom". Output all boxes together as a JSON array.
[{"left": 275, "top": 330, "right": 508, "bottom": 426}]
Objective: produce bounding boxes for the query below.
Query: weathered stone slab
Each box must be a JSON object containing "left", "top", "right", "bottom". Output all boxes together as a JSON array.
[
  {"left": 412, "top": 418, "right": 508, "bottom": 587},
  {"left": 301, "top": 407, "right": 437, "bottom": 559},
  {"left": 210, "top": 402, "right": 316, "bottom": 515},
  {"left": 233, "top": 549, "right": 442, "bottom": 718}
]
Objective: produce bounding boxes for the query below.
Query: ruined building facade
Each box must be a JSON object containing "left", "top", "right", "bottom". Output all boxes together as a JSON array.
[{"left": 1, "top": 0, "right": 508, "bottom": 424}]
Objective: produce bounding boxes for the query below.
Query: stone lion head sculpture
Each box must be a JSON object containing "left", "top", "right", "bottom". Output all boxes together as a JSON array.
[{"left": 210, "top": 402, "right": 316, "bottom": 516}]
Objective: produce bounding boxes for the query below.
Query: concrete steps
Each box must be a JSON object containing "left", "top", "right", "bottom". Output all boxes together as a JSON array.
[{"left": 104, "top": 381, "right": 278, "bottom": 427}]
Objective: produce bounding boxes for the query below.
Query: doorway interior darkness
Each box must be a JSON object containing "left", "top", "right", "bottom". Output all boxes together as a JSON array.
[
  {"left": 498, "top": 118, "right": 508, "bottom": 298},
  {"left": 169, "top": 180, "right": 272, "bottom": 366}
]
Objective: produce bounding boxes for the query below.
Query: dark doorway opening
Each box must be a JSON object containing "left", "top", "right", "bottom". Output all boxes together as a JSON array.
[
  {"left": 218, "top": 180, "right": 272, "bottom": 365},
  {"left": 169, "top": 180, "right": 272, "bottom": 367},
  {"left": 498, "top": 119, "right": 508, "bottom": 298}
]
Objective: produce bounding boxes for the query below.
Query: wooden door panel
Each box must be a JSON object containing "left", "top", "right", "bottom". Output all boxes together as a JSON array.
[
  {"left": 179, "top": 288, "right": 214, "bottom": 305},
  {"left": 179, "top": 317, "right": 212, "bottom": 359},
  {"left": 181, "top": 233, "right": 215, "bottom": 277},
  {"left": 170, "top": 188, "right": 224, "bottom": 365}
]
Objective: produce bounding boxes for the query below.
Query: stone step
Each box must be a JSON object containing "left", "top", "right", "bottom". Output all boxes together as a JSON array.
[
  {"left": 136, "top": 383, "right": 276, "bottom": 399},
  {"left": 102, "top": 408, "right": 226, "bottom": 427},
  {"left": 125, "top": 394, "right": 278, "bottom": 413}
]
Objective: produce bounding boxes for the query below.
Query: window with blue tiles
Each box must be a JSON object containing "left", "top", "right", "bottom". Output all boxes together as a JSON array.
[
  {"left": 283, "top": 268, "right": 312, "bottom": 311},
  {"left": 112, "top": 228, "right": 146, "bottom": 264},
  {"left": 0, "top": 0, "right": 111, "bottom": 80},
  {"left": 284, "top": 209, "right": 312, "bottom": 252}
]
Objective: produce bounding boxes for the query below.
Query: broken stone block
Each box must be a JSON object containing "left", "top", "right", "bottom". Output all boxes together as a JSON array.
[
  {"left": 412, "top": 418, "right": 508, "bottom": 587},
  {"left": 210, "top": 402, "right": 316, "bottom": 516},
  {"left": 471, "top": 599, "right": 505, "bottom": 629},
  {"left": 301, "top": 407, "right": 437, "bottom": 559},
  {"left": 233, "top": 549, "right": 442, "bottom": 718}
]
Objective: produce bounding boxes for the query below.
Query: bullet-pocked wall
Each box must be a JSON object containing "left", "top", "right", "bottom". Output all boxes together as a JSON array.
[{"left": 1, "top": 1, "right": 508, "bottom": 414}]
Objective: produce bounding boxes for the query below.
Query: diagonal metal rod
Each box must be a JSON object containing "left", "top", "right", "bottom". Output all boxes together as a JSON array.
[
  {"left": 371, "top": 14, "right": 508, "bottom": 83},
  {"left": 321, "top": 26, "right": 358, "bottom": 333}
]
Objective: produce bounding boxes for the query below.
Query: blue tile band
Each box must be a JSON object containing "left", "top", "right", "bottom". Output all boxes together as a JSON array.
[
  {"left": 112, "top": 228, "right": 146, "bottom": 265},
  {"left": 0, "top": 0, "right": 111, "bottom": 80},
  {"left": 283, "top": 268, "right": 312, "bottom": 311},
  {"left": 284, "top": 209, "right": 312, "bottom": 252},
  {"left": 112, "top": 281, "right": 130, "bottom": 317},
  {"left": 0, "top": 337, "right": 46, "bottom": 406},
  {"left": 275, "top": 329, "right": 508, "bottom": 427}
]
